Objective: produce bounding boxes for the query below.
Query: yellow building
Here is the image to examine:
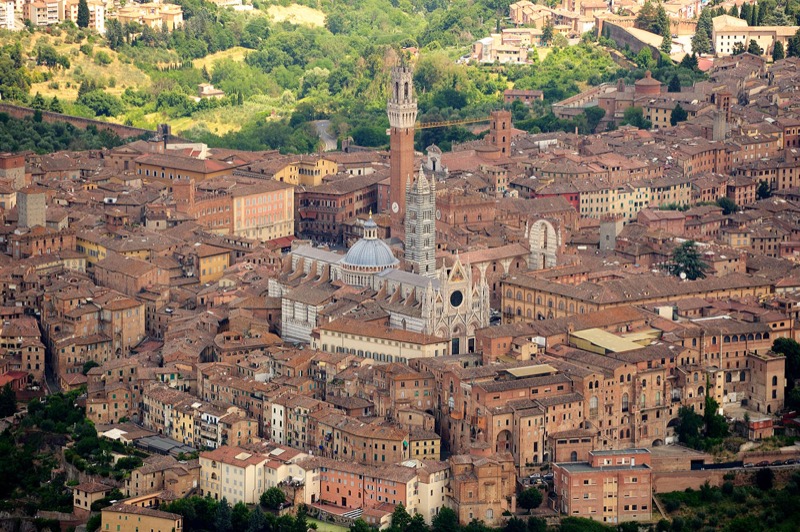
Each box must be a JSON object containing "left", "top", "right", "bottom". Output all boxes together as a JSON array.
[
  {"left": 195, "top": 244, "right": 230, "bottom": 284},
  {"left": 199, "top": 446, "right": 270, "bottom": 504},
  {"left": 409, "top": 428, "right": 441, "bottom": 460},
  {"left": 116, "top": 3, "right": 184, "bottom": 31},
  {"left": 580, "top": 183, "right": 651, "bottom": 221},
  {"left": 313, "top": 318, "right": 450, "bottom": 363},
  {"left": 101, "top": 502, "right": 183, "bottom": 532}
]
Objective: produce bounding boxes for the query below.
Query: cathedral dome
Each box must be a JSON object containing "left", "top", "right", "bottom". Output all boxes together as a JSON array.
[{"left": 341, "top": 215, "right": 399, "bottom": 271}]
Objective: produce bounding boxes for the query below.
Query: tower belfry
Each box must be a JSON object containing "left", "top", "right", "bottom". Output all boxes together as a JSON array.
[
  {"left": 405, "top": 166, "right": 436, "bottom": 277},
  {"left": 387, "top": 66, "right": 417, "bottom": 220}
]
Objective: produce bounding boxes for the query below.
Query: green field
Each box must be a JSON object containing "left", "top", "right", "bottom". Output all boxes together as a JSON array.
[{"left": 308, "top": 517, "right": 349, "bottom": 532}]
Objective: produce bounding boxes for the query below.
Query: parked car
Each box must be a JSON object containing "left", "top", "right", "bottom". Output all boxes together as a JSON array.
[
  {"left": 784, "top": 459, "right": 797, "bottom": 465},
  {"left": 756, "top": 460, "right": 770, "bottom": 467},
  {"left": 543, "top": 473, "right": 554, "bottom": 480},
  {"left": 743, "top": 462, "right": 755, "bottom": 468},
  {"left": 772, "top": 460, "right": 784, "bottom": 466}
]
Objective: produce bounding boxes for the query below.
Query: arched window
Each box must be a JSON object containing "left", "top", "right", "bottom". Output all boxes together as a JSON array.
[
  {"left": 641, "top": 379, "right": 647, "bottom": 389},
  {"left": 589, "top": 381, "right": 593, "bottom": 390},
  {"left": 595, "top": 380, "right": 599, "bottom": 389},
  {"left": 656, "top": 376, "right": 661, "bottom": 386},
  {"left": 627, "top": 374, "right": 631, "bottom": 382},
  {"left": 726, "top": 373, "right": 732, "bottom": 383},
  {"left": 536, "top": 296, "right": 542, "bottom": 305},
  {"left": 693, "top": 373, "right": 698, "bottom": 383},
  {"left": 570, "top": 451, "right": 578, "bottom": 462},
  {"left": 620, "top": 375, "right": 624, "bottom": 384},
  {"left": 698, "top": 386, "right": 705, "bottom": 396},
  {"left": 622, "top": 393, "right": 629, "bottom": 412},
  {"left": 516, "top": 291, "right": 522, "bottom": 300},
  {"left": 589, "top": 396, "right": 598, "bottom": 417},
  {"left": 516, "top": 307, "right": 521, "bottom": 316},
  {"left": 526, "top": 294, "right": 532, "bottom": 303},
  {"left": 526, "top": 309, "right": 532, "bottom": 318},
  {"left": 506, "top": 289, "right": 512, "bottom": 298},
  {"left": 723, "top": 335, "right": 731, "bottom": 343}
]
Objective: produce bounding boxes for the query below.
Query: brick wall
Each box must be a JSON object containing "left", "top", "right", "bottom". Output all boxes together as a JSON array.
[{"left": 0, "top": 103, "right": 154, "bottom": 139}]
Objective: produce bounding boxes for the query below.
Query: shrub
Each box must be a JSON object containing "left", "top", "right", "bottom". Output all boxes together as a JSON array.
[{"left": 94, "top": 51, "right": 112, "bottom": 65}]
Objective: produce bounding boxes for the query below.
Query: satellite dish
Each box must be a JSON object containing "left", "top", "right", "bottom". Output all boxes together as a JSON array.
[{"left": 679, "top": 272, "right": 687, "bottom": 280}]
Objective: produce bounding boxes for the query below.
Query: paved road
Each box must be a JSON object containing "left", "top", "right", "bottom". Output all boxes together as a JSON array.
[{"left": 313, "top": 120, "right": 337, "bottom": 152}]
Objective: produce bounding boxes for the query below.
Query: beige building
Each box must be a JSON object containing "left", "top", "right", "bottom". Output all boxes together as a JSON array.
[
  {"left": 199, "top": 445, "right": 270, "bottom": 504},
  {"left": 72, "top": 481, "right": 112, "bottom": 518},
  {"left": 231, "top": 181, "right": 294, "bottom": 241},
  {"left": 101, "top": 502, "right": 183, "bottom": 532},
  {"left": 116, "top": 3, "right": 184, "bottom": 31},
  {"left": 17, "top": 185, "right": 47, "bottom": 229},
  {"left": 712, "top": 15, "right": 798, "bottom": 56},
  {"left": 313, "top": 318, "right": 450, "bottom": 363}
]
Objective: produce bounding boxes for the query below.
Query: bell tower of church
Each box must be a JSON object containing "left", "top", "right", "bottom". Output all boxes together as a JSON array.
[
  {"left": 405, "top": 167, "right": 436, "bottom": 277},
  {"left": 388, "top": 66, "right": 417, "bottom": 220}
]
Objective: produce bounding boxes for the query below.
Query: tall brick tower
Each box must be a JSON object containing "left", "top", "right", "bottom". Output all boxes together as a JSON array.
[{"left": 387, "top": 66, "right": 417, "bottom": 220}]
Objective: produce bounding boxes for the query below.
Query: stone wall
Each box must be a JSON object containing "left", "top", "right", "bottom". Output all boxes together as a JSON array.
[
  {"left": 0, "top": 103, "right": 154, "bottom": 139},
  {"left": 600, "top": 21, "right": 659, "bottom": 61}
]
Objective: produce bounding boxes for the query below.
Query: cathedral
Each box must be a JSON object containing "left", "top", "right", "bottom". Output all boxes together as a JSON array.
[{"left": 269, "top": 66, "right": 490, "bottom": 355}]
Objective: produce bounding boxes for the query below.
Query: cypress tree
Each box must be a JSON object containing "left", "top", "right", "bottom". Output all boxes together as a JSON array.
[{"left": 77, "top": 0, "right": 90, "bottom": 28}]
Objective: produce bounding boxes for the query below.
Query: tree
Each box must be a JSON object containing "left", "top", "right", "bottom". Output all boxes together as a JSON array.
[
  {"left": 214, "top": 498, "right": 232, "bottom": 532},
  {"left": 77, "top": 0, "right": 90, "bottom": 28},
  {"left": 504, "top": 517, "right": 527, "bottom": 532},
  {"left": 741, "top": 3, "right": 752, "bottom": 24},
  {"left": 665, "top": 240, "right": 708, "bottom": 280},
  {"left": 670, "top": 103, "right": 688, "bottom": 126},
  {"left": 732, "top": 41, "right": 746, "bottom": 55},
  {"left": 583, "top": 106, "right": 606, "bottom": 133},
  {"left": 773, "top": 338, "right": 800, "bottom": 380},
  {"left": 232, "top": 501, "right": 250, "bottom": 532},
  {"left": 748, "top": 39, "right": 764, "bottom": 56},
  {"left": 749, "top": 4, "right": 759, "bottom": 26},
  {"left": 668, "top": 74, "right": 681, "bottom": 92},
  {"left": 676, "top": 405, "right": 704, "bottom": 449},
  {"left": 622, "top": 106, "right": 652, "bottom": 130},
  {"left": 789, "top": 30, "right": 800, "bottom": 58},
  {"left": 756, "top": 467, "right": 775, "bottom": 490},
  {"left": 704, "top": 394, "right": 728, "bottom": 439},
  {"left": 0, "top": 383, "right": 16, "bottom": 417},
  {"left": 260, "top": 486, "right": 285, "bottom": 510},
  {"left": 82, "top": 360, "right": 100, "bottom": 375},
  {"left": 432, "top": 507, "right": 459, "bottom": 532},
  {"left": 350, "top": 519, "right": 373, "bottom": 532},
  {"left": 542, "top": 19, "right": 554, "bottom": 45},
  {"left": 31, "top": 92, "right": 47, "bottom": 110},
  {"left": 49, "top": 96, "right": 63, "bottom": 113},
  {"left": 518, "top": 487, "right": 543, "bottom": 513},
  {"left": 757, "top": 180, "right": 772, "bottom": 199},
  {"left": 716, "top": 196, "right": 738, "bottom": 215},
  {"left": 728, "top": 5, "right": 740, "bottom": 18},
  {"left": 661, "top": 31, "right": 673, "bottom": 54},
  {"left": 408, "top": 514, "right": 429, "bottom": 532},
  {"left": 390, "top": 503, "right": 411, "bottom": 532},
  {"left": 691, "top": 28, "right": 712, "bottom": 55},
  {"left": 773, "top": 40, "right": 785, "bottom": 61}
]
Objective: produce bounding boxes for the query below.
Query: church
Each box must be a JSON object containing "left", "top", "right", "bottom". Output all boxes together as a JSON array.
[{"left": 268, "top": 66, "right": 490, "bottom": 355}]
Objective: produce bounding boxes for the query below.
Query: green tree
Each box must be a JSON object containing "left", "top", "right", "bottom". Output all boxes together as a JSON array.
[
  {"left": 773, "top": 338, "right": 800, "bottom": 380},
  {"left": 741, "top": 3, "right": 752, "bottom": 24},
  {"left": 756, "top": 467, "right": 774, "bottom": 490},
  {"left": 748, "top": 39, "right": 764, "bottom": 55},
  {"left": 86, "top": 513, "right": 102, "bottom": 532},
  {"left": 636, "top": 47, "right": 656, "bottom": 69},
  {"left": 716, "top": 196, "right": 738, "bottom": 215},
  {"left": 728, "top": 5, "right": 740, "bottom": 17},
  {"left": 390, "top": 503, "right": 411, "bottom": 531},
  {"left": 350, "top": 519, "right": 373, "bottom": 532},
  {"left": 432, "top": 507, "right": 459, "bottom": 532},
  {"left": 661, "top": 29, "right": 673, "bottom": 54},
  {"left": 789, "top": 30, "right": 800, "bottom": 57},
  {"left": 583, "top": 106, "right": 606, "bottom": 133},
  {"left": 622, "top": 106, "right": 651, "bottom": 129},
  {"left": 31, "top": 92, "right": 47, "bottom": 110},
  {"left": 214, "top": 498, "right": 232, "bottom": 532},
  {"left": 260, "top": 486, "right": 285, "bottom": 509},
  {"left": 757, "top": 180, "right": 772, "bottom": 199},
  {"left": 504, "top": 517, "right": 527, "bottom": 532},
  {"left": 676, "top": 405, "right": 704, "bottom": 449},
  {"left": 542, "top": 19, "right": 554, "bottom": 45},
  {"left": 692, "top": 34, "right": 713, "bottom": 58},
  {"left": 518, "top": 487, "right": 543, "bottom": 513},
  {"left": 408, "top": 514, "right": 429, "bottom": 532},
  {"left": 704, "top": 394, "right": 728, "bottom": 439},
  {"left": 774, "top": 40, "right": 785, "bottom": 61},
  {"left": 49, "top": 96, "right": 63, "bottom": 113},
  {"left": 232, "top": 501, "right": 250, "bottom": 531},
  {"left": 670, "top": 103, "right": 688, "bottom": 126},
  {"left": 749, "top": 3, "right": 759, "bottom": 26},
  {"left": 668, "top": 74, "right": 681, "bottom": 92},
  {"left": 732, "top": 41, "right": 746, "bottom": 55},
  {"left": 77, "top": 0, "right": 90, "bottom": 28},
  {"left": 0, "top": 383, "right": 16, "bottom": 417},
  {"left": 665, "top": 240, "right": 708, "bottom": 280},
  {"left": 82, "top": 360, "right": 100, "bottom": 375}
]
